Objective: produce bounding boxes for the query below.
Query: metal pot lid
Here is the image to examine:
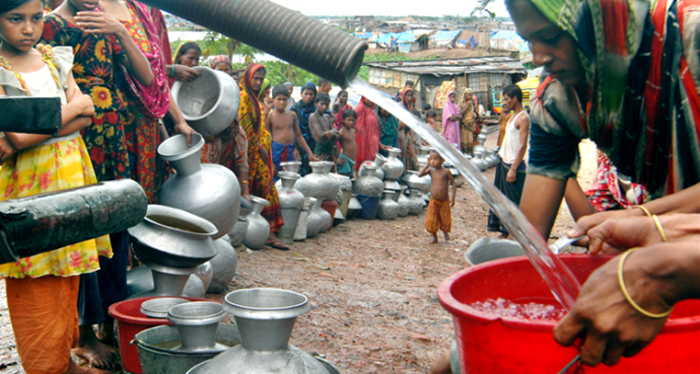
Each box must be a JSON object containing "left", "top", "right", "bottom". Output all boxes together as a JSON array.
[{"left": 141, "top": 297, "right": 190, "bottom": 319}]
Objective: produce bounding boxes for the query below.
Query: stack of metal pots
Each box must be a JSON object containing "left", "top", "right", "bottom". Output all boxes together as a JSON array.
[
  {"left": 128, "top": 205, "right": 219, "bottom": 298},
  {"left": 186, "top": 288, "right": 341, "bottom": 374}
]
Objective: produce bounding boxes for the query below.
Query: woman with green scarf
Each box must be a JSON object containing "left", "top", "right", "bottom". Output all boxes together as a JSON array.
[{"left": 502, "top": 0, "right": 700, "bottom": 368}]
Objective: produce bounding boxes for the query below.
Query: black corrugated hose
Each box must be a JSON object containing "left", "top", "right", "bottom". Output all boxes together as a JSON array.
[{"left": 141, "top": 0, "right": 368, "bottom": 87}]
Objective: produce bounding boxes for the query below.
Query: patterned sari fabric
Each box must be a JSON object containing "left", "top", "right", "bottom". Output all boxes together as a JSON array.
[
  {"left": 0, "top": 45, "right": 111, "bottom": 278},
  {"left": 354, "top": 97, "right": 380, "bottom": 170},
  {"left": 239, "top": 64, "right": 284, "bottom": 232},
  {"left": 377, "top": 109, "right": 399, "bottom": 151},
  {"left": 527, "top": 0, "right": 700, "bottom": 197},
  {"left": 41, "top": 14, "right": 131, "bottom": 183},
  {"left": 118, "top": 0, "right": 168, "bottom": 203}
]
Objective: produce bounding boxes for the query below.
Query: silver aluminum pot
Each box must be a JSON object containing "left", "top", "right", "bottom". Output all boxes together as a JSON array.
[
  {"left": 128, "top": 205, "right": 218, "bottom": 269},
  {"left": 158, "top": 134, "right": 240, "bottom": 239},
  {"left": 376, "top": 190, "right": 399, "bottom": 220},
  {"left": 352, "top": 166, "right": 383, "bottom": 197},
  {"left": 171, "top": 67, "right": 240, "bottom": 137},
  {"left": 277, "top": 172, "right": 305, "bottom": 244},
  {"left": 134, "top": 324, "right": 240, "bottom": 374},
  {"left": 168, "top": 302, "right": 227, "bottom": 352},
  {"left": 227, "top": 217, "right": 248, "bottom": 248},
  {"left": 207, "top": 238, "right": 237, "bottom": 294},
  {"left": 304, "top": 162, "right": 334, "bottom": 200},
  {"left": 382, "top": 147, "right": 404, "bottom": 182},
  {"left": 243, "top": 196, "right": 270, "bottom": 250}
]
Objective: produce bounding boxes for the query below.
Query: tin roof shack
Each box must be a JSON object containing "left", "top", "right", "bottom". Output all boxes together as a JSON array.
[
  {"left": 430, "top": 30, "right": 462, "bottom": 49},
  {"left": 364, "top": 56, "right": 526, "bottom": 113}
]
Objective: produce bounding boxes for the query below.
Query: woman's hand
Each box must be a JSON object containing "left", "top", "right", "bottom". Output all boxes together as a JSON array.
[
  {"left": 308, "top": 154, "right": 319, "bottom": 162},
  {"left": 568, "top": 209, "right": 645, "bottom": 247},
  {"left": 75, "top": 11, "right": 128, "bottom": 37},
  {"left": 336, "top": 157, "right": 346, "bottom": 166},
  {"left": 586, "top": 216, "right": 660, "bottom": 255},
  {"left": 587, "top": 214, "right": 700, "bottom": 255},
  {"left": 173, "top": 121, "right": 195, "bottom": 146},
  {"left": 506, "top": 168, "right": 516, "bottom": 183},
  {"left": 553, "top": 245, "right": 685, "bottom": 367},
  {"left": 0, "top": 138, "right": 16, "bottom": 162},
  {"left": 169, "top": 65, "right": 200, "bottom": 82}
]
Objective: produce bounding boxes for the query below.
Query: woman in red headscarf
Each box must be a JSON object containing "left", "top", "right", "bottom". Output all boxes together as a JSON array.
[
  {"left": 354, "top": 97, "right": 380, "bottom": 170},
  {"left": 238, "top": 63, "right": 287, "bottom": 250}
]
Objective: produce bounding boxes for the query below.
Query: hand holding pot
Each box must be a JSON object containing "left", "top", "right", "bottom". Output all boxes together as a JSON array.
[{"left": 170, "top": 65, "right": 201, "bottom": 82}]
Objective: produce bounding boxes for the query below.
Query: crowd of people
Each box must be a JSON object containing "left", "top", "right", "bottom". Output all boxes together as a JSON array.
[{"left": 1, "top": 0, "right": 699, "bottom": 373}]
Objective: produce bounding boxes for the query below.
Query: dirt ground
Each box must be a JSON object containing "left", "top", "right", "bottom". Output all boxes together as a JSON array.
[{"left": 0, "top": 131, "right": 598, "bottom": 374}]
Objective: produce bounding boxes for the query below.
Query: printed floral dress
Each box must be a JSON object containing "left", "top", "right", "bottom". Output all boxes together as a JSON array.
[
  {"left": 41, "top": 13, "right": 131, "bottom": 183},
  {"left": 0, "top": 45, "right": 111, "bottom": 278}
]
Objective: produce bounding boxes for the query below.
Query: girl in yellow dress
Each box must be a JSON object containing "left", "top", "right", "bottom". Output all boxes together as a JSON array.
[{"left": 0, "top": 0, "right": 110, "bottom": 372}]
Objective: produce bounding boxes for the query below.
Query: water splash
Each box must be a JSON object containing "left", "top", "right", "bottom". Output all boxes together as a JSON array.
[
  {"left": 470, "top": 298, "right": 567, "bottom": 320},
  {"left": 349, "top": 77, "right": 580, "bottom": 310}
]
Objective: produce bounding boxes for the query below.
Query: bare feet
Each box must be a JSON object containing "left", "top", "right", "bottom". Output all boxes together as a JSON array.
[
  {"left": 497, "top": 232, "right": 509, "bottom": 239},
  {"left": 443, "top": 232, "right": 450, "bottom": 242},
  {"left": 94, "top": 322, "right": 114, "bottom": 344},
  {"left": 65, "top": 359, "right": 104, "bottom": 374},
  {"left": 430, "top": 233, "right": 438, "bottom": 244},
  {"left": 72, "top": 325, "right": 119, "bottom": 370}
]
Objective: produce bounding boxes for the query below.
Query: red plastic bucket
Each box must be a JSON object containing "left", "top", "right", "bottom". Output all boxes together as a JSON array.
[
  {"left": 320, "top": 200, "right": 338, "bottom": 230},
  {"left": 108, "top": 296, "right": 208, "bottom": 373},
  {"left": 438, "top": 254, "right": 700, "bottom": 373}
]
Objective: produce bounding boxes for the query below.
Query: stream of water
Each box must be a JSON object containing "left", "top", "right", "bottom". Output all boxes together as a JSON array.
[{"left": 348, "top": 77, "right": 581, "bottom": 310}]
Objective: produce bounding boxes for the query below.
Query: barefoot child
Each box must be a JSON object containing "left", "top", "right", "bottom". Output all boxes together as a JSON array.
[
  {"left": 0, "top": 1, "right": 111, "bottom": 373},
  {"left": 265, "top": 84, "right": 316, "bottom": 180},
  {"left": 418, "top": 151, "right": 456, "bottom": 244},
  {"left": 309, "top": 92, "right": 338, "bottom": 163},
  {"left": 337, "top": 109, "right": 357, "bottom": 177}
]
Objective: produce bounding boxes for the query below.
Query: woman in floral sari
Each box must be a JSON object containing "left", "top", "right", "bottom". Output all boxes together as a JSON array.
[{"left": 239, "top": 63, "right": 287, "bottom": 250}]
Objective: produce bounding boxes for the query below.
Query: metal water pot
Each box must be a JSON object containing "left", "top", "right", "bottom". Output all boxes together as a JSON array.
[
  {"left": 304, "top": 162, "right": 333, "bottom": 200},
  {"left": 277, "top": 172, "right": 305, "bottom": 244},
  {"left": 190, "top": 288, "right": 334, "bottom": 374},
  {"left": 396, "top": 187, "right": 410, "bottom": 217},
  {"left": 376, "top": 190, "right": 400, "bottom": 220},
  {"left": 305, "top": 198, "right": 324, "bottom": 238},
  {"left": 242, "top": 196, "right": 270, "bottom": 250},
  {"left": 227, "top": 216, "right": 248, "bottom": 247},
  {"left": 353, "top": 165, "right": 384, "bottom": 197},
  {"left": 158, "top": 134, "right": 241, "bottom": 239},
  {"left": 382, "top": 147, "right": 404, "bottom": 186},
  {"left": 207, "top": 237, "right": 238, "bottom": 294},
  {"left": 172, "top": 67, "right": 240, "bottom": 137}
]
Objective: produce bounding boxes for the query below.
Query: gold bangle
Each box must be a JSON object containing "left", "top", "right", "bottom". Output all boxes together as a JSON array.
[
  {"left": 618, "top": 248, "right": 673, "bottom": 319},
  {"left": 651, "top": 215, "right": 668, "bottom": 243},
  {"left": 636, "top": 205, "right": 652, "bottom": 217},
  {"left": 241, "top": 180, "right": 249, "bottom": 184}
]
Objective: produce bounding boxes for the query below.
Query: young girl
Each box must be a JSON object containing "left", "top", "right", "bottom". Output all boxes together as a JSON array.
[
  {"left": 42, "top": 0, "right": 153, "bottom": 368},
  {"left": 0, "top": 1, "right": 110, "bottom": 373}
]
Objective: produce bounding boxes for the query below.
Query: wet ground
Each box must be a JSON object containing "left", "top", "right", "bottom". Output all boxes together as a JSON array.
[{"left": 0, "top": 132, "right": 597, "bottom": 373}]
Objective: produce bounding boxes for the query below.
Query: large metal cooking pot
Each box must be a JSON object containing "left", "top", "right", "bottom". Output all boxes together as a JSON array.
[{"left": 172, "top": 67, "right": 240, "bottom": 137}]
